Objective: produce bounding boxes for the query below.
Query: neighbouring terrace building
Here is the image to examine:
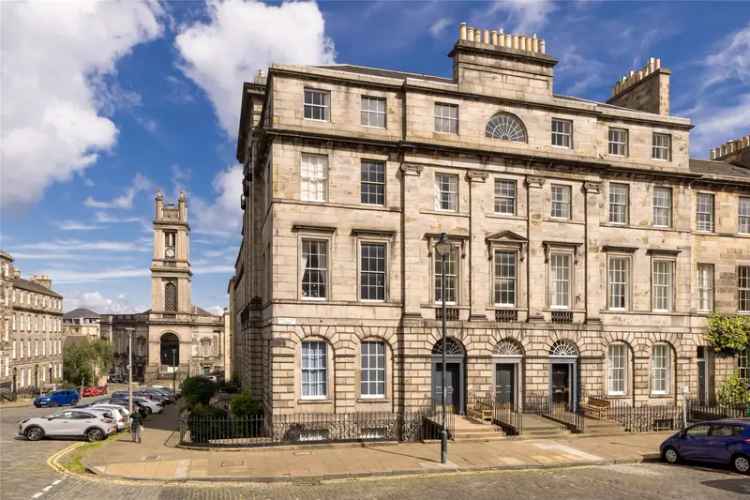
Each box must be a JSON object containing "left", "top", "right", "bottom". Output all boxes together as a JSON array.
[
  {"left": 230, "top": 24, "right": 750, "bottom": 418},
  {"left": 0, "top": 251, "right": 64, "bottom": 394},
  {"left": 107, "top": 193, "right": 229, "bottom": 384},
  {"left": 63, "top": 308, "right": 102, "bottom": 344}
]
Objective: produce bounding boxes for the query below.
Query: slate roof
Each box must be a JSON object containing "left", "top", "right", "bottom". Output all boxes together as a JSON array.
[
  {"left": 63, "top": 307, "right": 101, "bottom": 319},
  {"left": 689, "top": 158, "right": 750, "bottom": 180},
  {"left": 315, "top": 64, "right": 453, "bottom": 84},
  {"left": 13, "top": 277, "right": 62, "bottom": 298}
]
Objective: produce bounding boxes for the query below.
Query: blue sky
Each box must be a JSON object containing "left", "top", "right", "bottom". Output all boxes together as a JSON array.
[{"left": 1, "top": 0, "right": 748, "bottom": 314}]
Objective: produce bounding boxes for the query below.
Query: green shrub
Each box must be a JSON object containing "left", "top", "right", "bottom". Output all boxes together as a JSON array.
[
  {"left": 717, "top": 371, "right": 750, "bottom": 406},
  {"left": 181, "top": 376, "right": 218, "bottom": 409},
  {"left": 706, "top": 314, "right": 750, "bottom": 353},
  {"left": 230, "top": 391, "right": 262, "bottom": 418},
  {"left": 218, "top": 380, "right": 241, "bottom": 394}
]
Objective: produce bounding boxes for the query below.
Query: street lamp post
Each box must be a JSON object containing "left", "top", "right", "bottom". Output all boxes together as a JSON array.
[
  {"left": 434, "top": 232, "right": 452, "bottom": 465},
  {"left": 127, "top": 328, "right": 134, "bottom": 415},
  {"left": 172, "top": 348, "right": 177, "bottom": 395}
]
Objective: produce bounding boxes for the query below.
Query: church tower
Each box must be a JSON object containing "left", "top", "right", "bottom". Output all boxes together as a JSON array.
[{"left": 151, "top": 191, "right": 192, "bottom": 316}]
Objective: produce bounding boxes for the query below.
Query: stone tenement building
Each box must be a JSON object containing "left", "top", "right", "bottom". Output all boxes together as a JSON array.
[
  {"left": 0, "top": 251, "right": 64, "bottom": 393},
  {"left": 63, "top": 308, "right": 102, "bottom": 345},
  {"left": 230, "top": 24, "right": 750, "bottom": 417},
  {"left": 108, "top": 193, "right": 228, "bottom": 383}
]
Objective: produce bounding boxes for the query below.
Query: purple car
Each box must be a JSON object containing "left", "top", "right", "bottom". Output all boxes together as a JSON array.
[{"left": 660, "top": 419, "right": 750, "bottom": 473}]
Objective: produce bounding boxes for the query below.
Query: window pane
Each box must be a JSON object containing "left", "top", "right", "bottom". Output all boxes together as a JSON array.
[
  {"left": 302, "top": 240, "right": 328, "bottom": 299},
  {"left": 696, "top": 193, "right": 715, "bottom": 232},
  {"left": 608, "top": 256, "right": 629, "bottom": 310},
  {"left": 608, "top": 344, "right": 626, "bottom": 395},
  {"left": 653, "top": 260, "right": 674, "bottom": 311},
  {"left": 361, "top": 341, "right": 385, "bottom": 396},
  {"left": 361, "top": 160, "right": 385, "bottom": 205},
  {"left": 551, "top": 185, "right": 571, "bottom": 218},
  {"left": 494, "top": 179, "right": 516, "bottom": 215},
  {"left": 434, "top": 246, "right": 458, "bottom": 304},
  {"left": 739, "top": 266, "right": 750, "bottom": 313},
  {"left": 653, "top": 187, "right": 672, "bottom": 227},
  {"left": 304, "top": 89, "right": 329, "bottom": 121},
  {"left": 435, "top": 174, "right": 458, "bottom": 211},
  {"left": 301, "top": 154, "right": 328, "bottom": 202},
  {"left": 608, "top": 183, "right": 629, "bottom": 224},
  {"left": 739, "top": 197, "right": 750, "bottom": 234},
  {"left": 301, "top": 341, "right": 327, "bottom": 398},
  {"left": 551, "top": 119, "right": 572, "bottom": 148},
  {"left": 652, "top": 133, "right": 671, "bottom": 160},
  {"left": 361, "top": 96, "right": 386, "bottom": 128},
  {"left": 608, "top": 128, "right": 628, "bottom": 156},
  {"left": 360, "top": 243, "right": 386, "bottom": 301},
  {"left": 697, "top": 264, "right": 714, "bottom": 312},
  {"left": 550, "top": 254, "right": 570, "bottom": 308},
  {"left": 652, "top": 344, "right": 669, "bottom": 394},
  {"left": 494, "top": 251, "right": 516, "bottom": 306},
  {"left": 434, "top": 103, "right": 458, "bottom": 134}
]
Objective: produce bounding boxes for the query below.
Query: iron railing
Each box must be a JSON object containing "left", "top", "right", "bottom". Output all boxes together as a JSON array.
[
  {"left": 524, "top": 393, "right": 584, "bottom": 433},
  {"left": 584, "top": 396, "right": 750, "bottom": 433},
  {"left": 180, "top": 408, "right": 455, "bottom": 448},
  {"left": 436, "top": 307, "right": 459, "bottom": 321},
  {"left": 494, "top": 309, "right": 518, "bottom": 322},
  {"left": 550, "top": 311, "right": 573, "bottom": 323},
  {"left": 468, "top": 393, "right": 522, "bottom": 436}
]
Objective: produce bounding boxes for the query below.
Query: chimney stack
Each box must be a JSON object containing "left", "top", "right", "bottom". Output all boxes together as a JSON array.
[
  {"left": 456, "top": 22, "right": 548, "bottom": 56},
  {"left": 710, "top": 134, "right": 750, "bottom": 168},
  {"left": 607, "top": 57, "right": 670, "bottom": 115},
  {"left": 32, "top": 274, "right": 52, "bottom": 289}
]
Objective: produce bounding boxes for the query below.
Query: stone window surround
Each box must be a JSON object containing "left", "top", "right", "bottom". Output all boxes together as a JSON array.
[
  {"left": 434, "top": 101, "right": 459, "bottom": 135},
  {"left": 299, "top": 151, "right": 330, "bottom": 203},
  {"left": 608, "top": 127, "right": 629, "bottom": 157},
  {"left": 493, "top": 176, "right": 518, "bottom": 216},
  {"left": 550, "top": 182, "right": 573, "bottom": 220},
  {"left": 649, "top": 251, "right": 678, "bottom": 313},
  {"left": 360, "top": 157, "right": 388, "bottom": 206},
  {"left": 353, "top": 231, "right": 395, "bottom": 303},
  {"left": 434, "top": 170, "right": 460, "bottom": 212},
  {"left": 606, "top": 341, "right": 631, "bottom": 397},
  {"left": 650, "top": 342, "right": 674, "bottom": 397},
  {"left": 296, "top": 337, "right": 335, "bottom": 404},
  {"left": 492, "top": 246, "right": 519, "bottom": 308},
  {"left": 303, "top": 87, "right": 331, "bottom": 122},
  {"left": 606, "top": 253, "right": 633, "bottom": 311},
  {"left": 652, "top": 185, "right": 673, "bottom": 228},
  {"left": 695, "top": 190, "right": 716, "bottom": 233},
  {"left": 355, "top": 338, "right": 393, "bottom": 402},
  {"left": 652, "top": 131, "right": 672, "bottom": 161},
  {"left": 547, "top": 247, "right": 575, "bottom": 310},
  {"left": 293, "top": 225, "right": 336, "bottom": 302},
  {"left": 551, "top": 117, "right": 574, "bottom": 149},
  {"left": 607, "top": 181, "right": 630, "bottom": 225},
  {"left": 360, "top": 95, "right": 387, "bottom": 129}
]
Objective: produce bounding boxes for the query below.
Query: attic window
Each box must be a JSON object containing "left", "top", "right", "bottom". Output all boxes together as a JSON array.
[{"left": 485, "top": 113, "right": 527, "bottom": 143}]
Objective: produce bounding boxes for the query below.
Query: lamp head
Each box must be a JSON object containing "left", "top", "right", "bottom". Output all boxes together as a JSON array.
[{"left": 435, "top": 233, "right": 451, "bottom": 257}]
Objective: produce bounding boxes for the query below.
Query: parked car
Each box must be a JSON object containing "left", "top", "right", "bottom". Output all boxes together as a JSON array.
[
  {"left": 661, "top": 419, "right": 750, "bottom": 474},
  {"left": 81, "top": 386, "right": 108, "bottom": 397},
  {"left": 19, "top": 409, "right": 115, "bottom": 441},
  {"left": 108, "top": 374, "right": 125, "bottom": 384},
  {"left": 138, "top": 387, "right": 174, "bottom": 404},
  {"left": 112, "top": 392, "right": 162, "bottom": 414},
  {"left": 86, "top": 407, "right": 125, "bottom": 432},
  {"left": 96, "top": 398, "right": 148, "bottom": 418},
  {"left": 33, "top": 389, "right": 79, "bottom": 408}
]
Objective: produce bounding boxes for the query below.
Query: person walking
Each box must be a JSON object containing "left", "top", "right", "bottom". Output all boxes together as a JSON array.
[{"left": 130, "top": 410, "right": 143, "bottom": 443}]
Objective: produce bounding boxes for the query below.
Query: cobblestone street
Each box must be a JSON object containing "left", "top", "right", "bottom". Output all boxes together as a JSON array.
[{"left": 3, "top": 402, "right": 749, "bottom": 500}]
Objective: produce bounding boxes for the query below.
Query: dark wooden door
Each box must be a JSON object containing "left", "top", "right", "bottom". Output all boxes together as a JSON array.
[
  {"left": 495, "top": 364, "right": 515, "bottom": 408},
  {"left": 433, "top": 363, "right": 461, "bottom": 411},
  {"left": 551, "top": 364, "right": 570, "bottom": 407}
]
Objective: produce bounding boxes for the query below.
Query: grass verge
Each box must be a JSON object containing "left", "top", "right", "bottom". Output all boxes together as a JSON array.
[{"left": 59, "top": 433, "right": 118, "bottom": 474}]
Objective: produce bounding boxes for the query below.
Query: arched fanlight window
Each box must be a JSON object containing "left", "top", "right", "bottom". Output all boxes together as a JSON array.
[
  {"left": 485, "top": 112, "right": 528, "bottom": 142},
  {"left": 550, "top": 340, "right": 578, "bottom": 357},
  {"left": 494, "top": 339, "right": 523, "bottom": 356},
  {"left": 432, "top": 337, "right": 465, "bottom": 355}
]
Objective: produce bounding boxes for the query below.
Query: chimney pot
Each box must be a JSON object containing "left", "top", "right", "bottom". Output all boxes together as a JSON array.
[
  {"left": 459, "top": 22, "right": 467, "bottom": 40},
  {"left": 467, "top": 26, "right": 474, "bottom": 41},
  {"left": 483, "top": 29, "right": 490, "bottom": 44},
  {"left": 512, "top": 35, "right": 519, "bottom": 50},
  {"left": 491, "top": 30, "right": 498, "bottom": 45},
  {"left": 540, "top": 39, "right": 546, "bottom": 54}
]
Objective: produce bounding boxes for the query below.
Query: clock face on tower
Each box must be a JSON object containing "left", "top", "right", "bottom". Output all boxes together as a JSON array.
[{"left": 165, "top": 247, "right": 175, "bottom": 259}]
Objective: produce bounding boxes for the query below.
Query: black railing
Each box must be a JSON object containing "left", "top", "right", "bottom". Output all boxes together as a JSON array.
[
  {"left": 584, "top": 396, "right": 750, "bottom": 433},
  {"left": 494, "top": 309, "right": 518, "bottom": 322},
  {"left": 436, "top": 307, "right": 459, "bottom": 321},
  {"left": 524, "top": 393, "right": 584, "bottom": 433},
  {"left": 493, "top": 403, "right": 523, "bottom": 435},
  {"left": 180, "top": 408, "right": 455, "bottom": 448},
  {"left": 550, "top": 311, "right": 573, "bottom": 323}
]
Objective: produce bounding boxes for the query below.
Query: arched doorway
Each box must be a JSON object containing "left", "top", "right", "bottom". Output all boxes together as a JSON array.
[
  {"left": 431, "top": 338, "right": 466, "bottom": 414},
  {"left": 494, "top": 339, "right": 524, "bottom": 411},
  {"left": 549, "top": 340, "right": 579, "bottom": 411},
  {"left": 160, "top": 333, "right": 179, "bottom": 370}
]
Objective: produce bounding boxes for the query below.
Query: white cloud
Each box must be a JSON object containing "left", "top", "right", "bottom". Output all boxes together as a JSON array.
[
  {"left": 59, "top": 220, "right": 101, "bottom": 231},
  {"left": 488, "top": 0, "right": 556, "bottom": 34},
  {"left": 703, "top": 21, "right": 750, "bottom": 90},
  {"left": 84, "top": 173, "right": 152, "bottom": 209},
  {"left": 205, "top": 305, "right": 226, "bottom": 316},
  {"left": 175, "top": 0, "right": 335, "bottom": 136},
  {"left": 430, "top": 17, "right": 453, "bottom": 38},
  {"left": 65, "top": 291, "right": 144, "bottom": 314},
  {"left": 42, "top": 267, "right": 150, "bottom": 285},
  {"left": 191, "top": 164, "right": 243, "bottom": 236},
  {"left": 0, "top": 1, "right": 163, "bottom": 209}
]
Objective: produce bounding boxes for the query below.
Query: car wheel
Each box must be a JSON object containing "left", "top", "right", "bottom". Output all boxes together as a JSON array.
[
  {"left": 732, "top": 454, "right": 750, "bottom": 474},
  {"left": 25, "top": 426, "right": 44, "bottom": 441},
  {"left": 87, "top": 428, "right": 105, "bottom": 442},
  {"left": 663, "top": 446, "right": 679, "bottom": 464}
]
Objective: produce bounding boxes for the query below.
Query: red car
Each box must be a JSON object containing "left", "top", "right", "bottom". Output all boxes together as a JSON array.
[{"left": 82, "top": 385, "right": 108, "bottom": 397}]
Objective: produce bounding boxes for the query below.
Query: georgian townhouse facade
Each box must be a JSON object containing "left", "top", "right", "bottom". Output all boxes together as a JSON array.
[
  {"left": 231, "top": 24, "right": 750, "bottom": 417},
  {"left": 0, "top": 251, "right": 64, "bottom": 393}
]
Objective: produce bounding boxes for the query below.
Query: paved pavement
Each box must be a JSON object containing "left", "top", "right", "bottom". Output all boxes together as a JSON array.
[{"left": 9, "top": 463, "right": 750, "bottom": 499}]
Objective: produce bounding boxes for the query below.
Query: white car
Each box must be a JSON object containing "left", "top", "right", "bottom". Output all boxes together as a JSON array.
[
  {"left": 19, "top": 409, "right": 115, "bottom": 442},
  {"left": 89, "top": 406, "right": 126, "bottom": 431},
  {"left": 133, "top": 396, "right": 162, "bottom": 414}
]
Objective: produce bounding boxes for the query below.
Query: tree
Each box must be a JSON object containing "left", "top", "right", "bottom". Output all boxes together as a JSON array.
[
  {"left": 717, "top": 372, "right": 750, "bottom": 406},
  {"left": 63, "top": 339, "right": 113, "bottom": 386},
  {"left": 230, "top": 391, "right": 262, "bottom": 418},
  {"left": 706, "top": 314, "right": 750, "bottom": 353},
  {"left": 181, "top": 376, "right": 218, "bottom": 409}
]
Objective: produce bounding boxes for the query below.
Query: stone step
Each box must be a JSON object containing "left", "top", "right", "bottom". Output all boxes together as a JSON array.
[{"left": 453, "top": 431, "right": 506, "bottom": 440}]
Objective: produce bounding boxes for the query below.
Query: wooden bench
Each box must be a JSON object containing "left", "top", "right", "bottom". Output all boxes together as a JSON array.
[
  {"left": 582, "top": 397, "right": 610, "bottom": 420},
  {"left": 468, "top": 399, "right": 494, "bottom": 423}
]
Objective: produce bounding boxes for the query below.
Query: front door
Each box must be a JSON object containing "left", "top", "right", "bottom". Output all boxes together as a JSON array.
[
  {"left": 433, "top": 362, "right": 462, "bottom": 413},
  {"left": 551, "top": 364, "right": 570, "bottom": 408},
  {"left": 495, "top": 364, "right": 515, "bottom": 409}
]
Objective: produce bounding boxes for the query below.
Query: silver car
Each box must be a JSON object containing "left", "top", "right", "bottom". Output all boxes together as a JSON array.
[
  {"left": 19, "top": 409, "right": 115, "bottom": 442},
  {"left": 88, "top": 406, "right": 126, "bottom": 431}
]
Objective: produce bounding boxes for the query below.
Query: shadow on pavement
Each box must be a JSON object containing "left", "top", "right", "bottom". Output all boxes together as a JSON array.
[{"left": 701, "top": 479, "right": 750, "bottom": 495}]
